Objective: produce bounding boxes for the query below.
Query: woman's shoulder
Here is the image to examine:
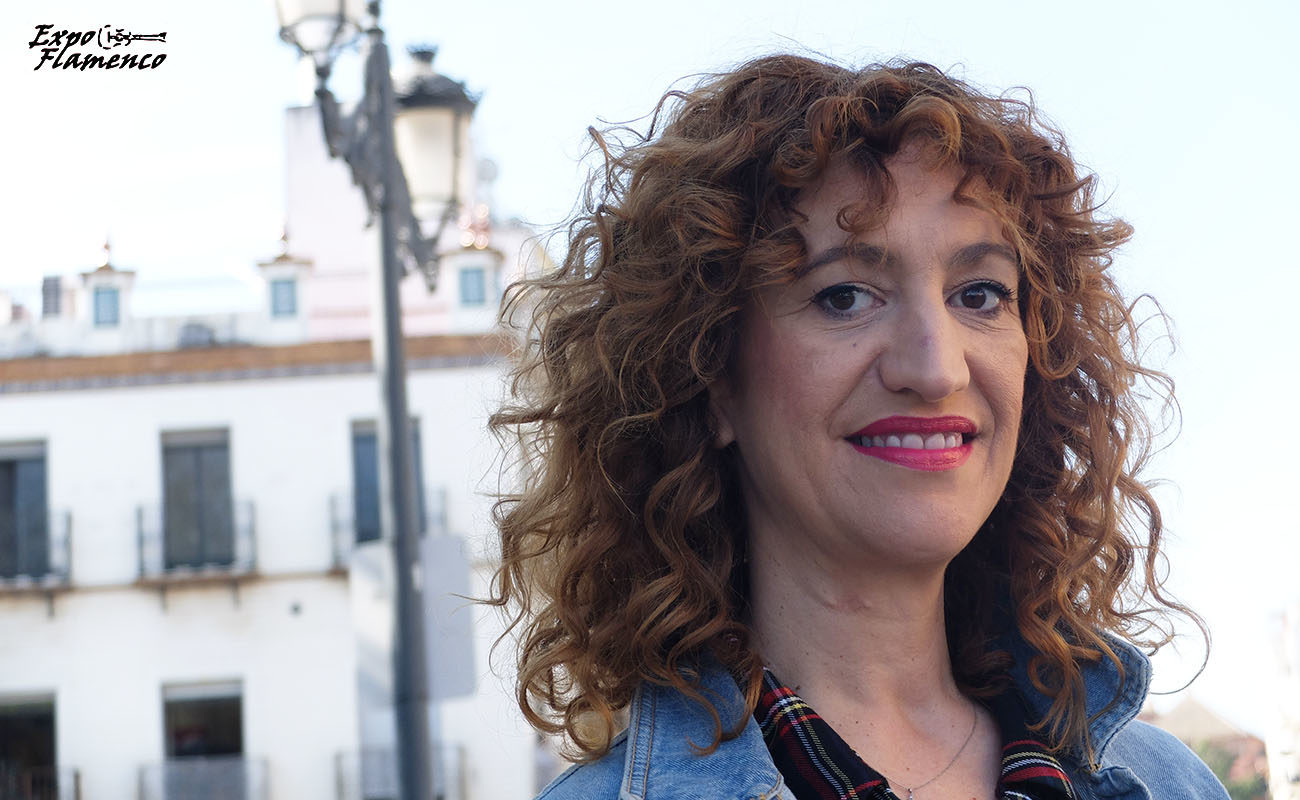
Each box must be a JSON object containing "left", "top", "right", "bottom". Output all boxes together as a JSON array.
[
  {"left": 1103, "top": 719, "right": 1229, "bottom": 799},
  {"left": 530, "top": 662, "right": 784, "bottom": 799},
  {"left": 533, "top": 732, "right": 628, "bottom": 800}
]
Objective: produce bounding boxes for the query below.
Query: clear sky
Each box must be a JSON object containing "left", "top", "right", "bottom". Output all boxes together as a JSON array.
[{"left": 3, "top": 0, "right": 1298, "bottom": 738}]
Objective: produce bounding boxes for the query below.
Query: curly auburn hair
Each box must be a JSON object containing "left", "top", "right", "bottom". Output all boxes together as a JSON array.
[{"left": 489, "top": 54, "right": 1198, "bottom": 764}]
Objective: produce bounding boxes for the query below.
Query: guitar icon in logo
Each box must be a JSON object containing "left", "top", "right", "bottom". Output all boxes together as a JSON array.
[{"left": 97, "top": 26, "right": 167, "bottom": 50}]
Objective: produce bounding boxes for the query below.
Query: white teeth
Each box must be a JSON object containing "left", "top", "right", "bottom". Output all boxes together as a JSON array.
[{"left": 854, "top": 432, "right": 967, "bottom": 450}]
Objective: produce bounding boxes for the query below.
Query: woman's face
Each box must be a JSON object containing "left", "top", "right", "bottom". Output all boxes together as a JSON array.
[{"left": 710, "top": 154, "right": 1028, "bottom": 573}]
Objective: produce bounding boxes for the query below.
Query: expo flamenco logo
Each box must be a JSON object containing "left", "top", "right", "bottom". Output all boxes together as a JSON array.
[{"left": 29, "top": 24, "right": 167, "bottom": 71}]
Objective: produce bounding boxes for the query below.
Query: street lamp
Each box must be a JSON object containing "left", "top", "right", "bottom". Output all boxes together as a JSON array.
[
  {"left": 275, "top": 0, "right": 365, "bottom": 68},
  {"left": 393, "top": 46, "right": 478, "bottom": 281},
  {"left": 276, "top": 3, "right": 437, "bottom": 800}
]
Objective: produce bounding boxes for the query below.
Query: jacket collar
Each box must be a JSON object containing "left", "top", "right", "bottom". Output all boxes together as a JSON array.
[
  {"left": 622, "top": 665, "right": 787, "bottom": 800},
  {"left": 620, "top": 632, "right": 1151, "bottom": 798},
  {"left": 1000, "top": 629, "right": 1151, "bottom": 767}
]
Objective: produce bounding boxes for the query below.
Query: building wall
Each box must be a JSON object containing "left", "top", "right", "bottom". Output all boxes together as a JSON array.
[
  {"left": 448, "top": 561, "right": 551, "bottom": 800},
  {"left": 282, "top": 104, "right": 531, "bottom": 344},
  {"left": 284, "top": 105, "right": 381, "bottom": 280},
  {"left": 1270, "top": 602, "right": 1300, "bottom": 799},
  {"left": 0, "top": 353, "right": 537, "bottom": 799},
  {"left": 0, "top": 53, "right": 544, "bottom": 798},
  {"left": 0, "top": 580, "right": 355, "bottom": 799}
]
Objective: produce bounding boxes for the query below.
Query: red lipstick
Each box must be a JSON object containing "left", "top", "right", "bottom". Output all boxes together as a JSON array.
[{"left": 847, "top": 415, "right": 975, "bottom": 471}]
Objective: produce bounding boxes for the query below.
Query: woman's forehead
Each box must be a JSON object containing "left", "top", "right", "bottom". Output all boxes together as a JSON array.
[{"left": 796, "top": 158, "right": 1006, "bottom": 241}]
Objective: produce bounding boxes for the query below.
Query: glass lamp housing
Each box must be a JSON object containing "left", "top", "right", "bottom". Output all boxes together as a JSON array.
[{"left": 276, "top": 0, "right": 367, "bottom": 62}]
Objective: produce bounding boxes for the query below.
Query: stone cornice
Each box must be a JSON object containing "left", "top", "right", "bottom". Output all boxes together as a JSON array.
[{"left": 0, "top": 333, "right": 514, "bottom": 394}]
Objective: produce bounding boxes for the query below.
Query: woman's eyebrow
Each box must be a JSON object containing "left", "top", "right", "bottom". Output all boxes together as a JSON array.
[
  {"left": 797, "top": 241, "right": 1016, "bottom": 278},
  {"left": 948, "top": 242, "right": 1019, "bottom": 270},
  {"left": 796, "top": 243, "right": 890, "bottom": 278}
]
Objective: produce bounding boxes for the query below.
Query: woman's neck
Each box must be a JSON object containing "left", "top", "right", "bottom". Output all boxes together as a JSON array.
[
  {"left": 745, "top": 529, "right": 1002, "bottom": 799},
  {"left": 747, "top": 538, "right": 963, "bottom": 718}
]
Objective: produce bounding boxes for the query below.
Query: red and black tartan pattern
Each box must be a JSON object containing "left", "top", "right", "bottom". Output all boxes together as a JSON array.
[{"left": 756, "top": 669, "right": 1074, "bottom": 800}]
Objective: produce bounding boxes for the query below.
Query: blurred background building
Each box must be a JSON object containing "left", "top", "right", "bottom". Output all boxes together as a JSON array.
[
  {"left": 0, "top": 50, "right": 556, "bottom": 800},
  {"left": 1269, "top": 603, "right": 1300, "bottom": 800},
  {"left": 1140, "top": 698, "right": 1270, "bottom": 799}
]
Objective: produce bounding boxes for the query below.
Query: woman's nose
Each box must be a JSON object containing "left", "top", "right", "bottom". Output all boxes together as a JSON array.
[{"left": 876, "top": 300, "right": 970, "bottom": 402}]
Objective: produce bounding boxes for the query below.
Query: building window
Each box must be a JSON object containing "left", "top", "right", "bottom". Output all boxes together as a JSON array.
[
  {"left": 459, "top": 267, "right": 486, "bottom": 306},
  {"left": 93, "top": 286, "right": 120, "bottom": 327},
  {"left": 269, "top": 278, "right": 297, "bottom": 318},
  {"left": 0, "top": 698, "right": 56, "bottom": 792},
  {"left": 41, "top": 276, "right": 62, "bottom": 318},
  {"left": 162, "top": 683, "right": 245, "bottom": 799},
  {"left": 0, "top": 444, "right": 48, "bottom": 579},
  {"left": 162, "top": 431, "right": 233, "bottom": 569},
  {"left": 177, "top": 322, "right": 216, "bottom": 349},
  {"left": 351, "top": 420, "right": 425, "bottom": 543}
]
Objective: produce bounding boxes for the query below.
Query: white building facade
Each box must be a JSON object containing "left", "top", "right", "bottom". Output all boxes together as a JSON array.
[
  {"left": 1271, "top": 602, "right": 1300, "bottom": 799},
  {"left": 0, "top": 50, "right": 553, "bottom": 800}
]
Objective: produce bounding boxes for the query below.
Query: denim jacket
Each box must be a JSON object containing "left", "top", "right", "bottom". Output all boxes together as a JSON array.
[{"left": 536, "top": 634, "right": 1228, "bottom": 800}]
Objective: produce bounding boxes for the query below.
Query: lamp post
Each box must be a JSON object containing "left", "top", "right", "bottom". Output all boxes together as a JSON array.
[{"left": 275, "top": 3, "right": 439, "bottom": 799}]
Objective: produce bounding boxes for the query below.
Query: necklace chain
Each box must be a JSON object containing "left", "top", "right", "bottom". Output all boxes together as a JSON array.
[{"left": 892, "top": 703, "right": 979, "bottom": 800}]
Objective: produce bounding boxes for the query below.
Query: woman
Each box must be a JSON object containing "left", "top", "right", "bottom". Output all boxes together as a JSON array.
[{"left": 490, "top": 55, "right": 1226, "bottom": 799}]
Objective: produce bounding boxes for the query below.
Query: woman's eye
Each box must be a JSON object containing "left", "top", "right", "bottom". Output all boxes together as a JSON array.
[
  {"left": 949, "top": 282, "right": 1013, "bottom": 313},
  {"left": 813, "top": 284, "right": 875, "bottom": 316}
]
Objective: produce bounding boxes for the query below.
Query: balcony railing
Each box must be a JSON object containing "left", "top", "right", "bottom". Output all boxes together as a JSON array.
[
  {"left": 0, "top": 508, "right": 71, "bottom": 591},
  {"left": 136, "top": 500, "right": 256, "bottom": 582},
  {"left": 329, "top": 486, "right": 447, "bottom": 571},
  {"left": 137, "top": 756, "right": 267, "bottom": 800},
  {"left": 334, "top": 744, "right": 466, "bottom": 800},
  {"left": 0, "top": 766, "right": 81, "bottom": 800}
]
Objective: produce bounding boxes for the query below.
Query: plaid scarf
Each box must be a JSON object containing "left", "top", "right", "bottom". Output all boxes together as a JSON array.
[{"left": 756, "top": 669, "right": 1074, "bottom": 800}]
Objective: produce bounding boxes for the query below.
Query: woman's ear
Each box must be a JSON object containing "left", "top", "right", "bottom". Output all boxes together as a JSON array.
[{"left": 707, "top": 381, "right": 737, "bottom": 449}]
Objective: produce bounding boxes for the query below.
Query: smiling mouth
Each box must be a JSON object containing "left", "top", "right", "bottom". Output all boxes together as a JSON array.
[
  {"left": 847, "top": 432, "right": 972, "bottom": 450},
  {"left": 845, "top": 415, "right": 977, "bottom": 471}
]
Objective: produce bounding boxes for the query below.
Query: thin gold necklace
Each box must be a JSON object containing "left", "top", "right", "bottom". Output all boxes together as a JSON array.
[{"left": 890, "top": 703, "right": 979, "bottom": 800}]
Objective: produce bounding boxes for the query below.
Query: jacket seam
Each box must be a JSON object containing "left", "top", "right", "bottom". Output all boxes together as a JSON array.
[{"left": 623, "top": 686, "right": 655, "bottom": 799}]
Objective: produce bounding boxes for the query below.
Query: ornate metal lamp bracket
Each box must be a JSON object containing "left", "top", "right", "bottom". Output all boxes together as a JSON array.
[{"left": 313, "top": 38, "right": 440, "bottom": 289}]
